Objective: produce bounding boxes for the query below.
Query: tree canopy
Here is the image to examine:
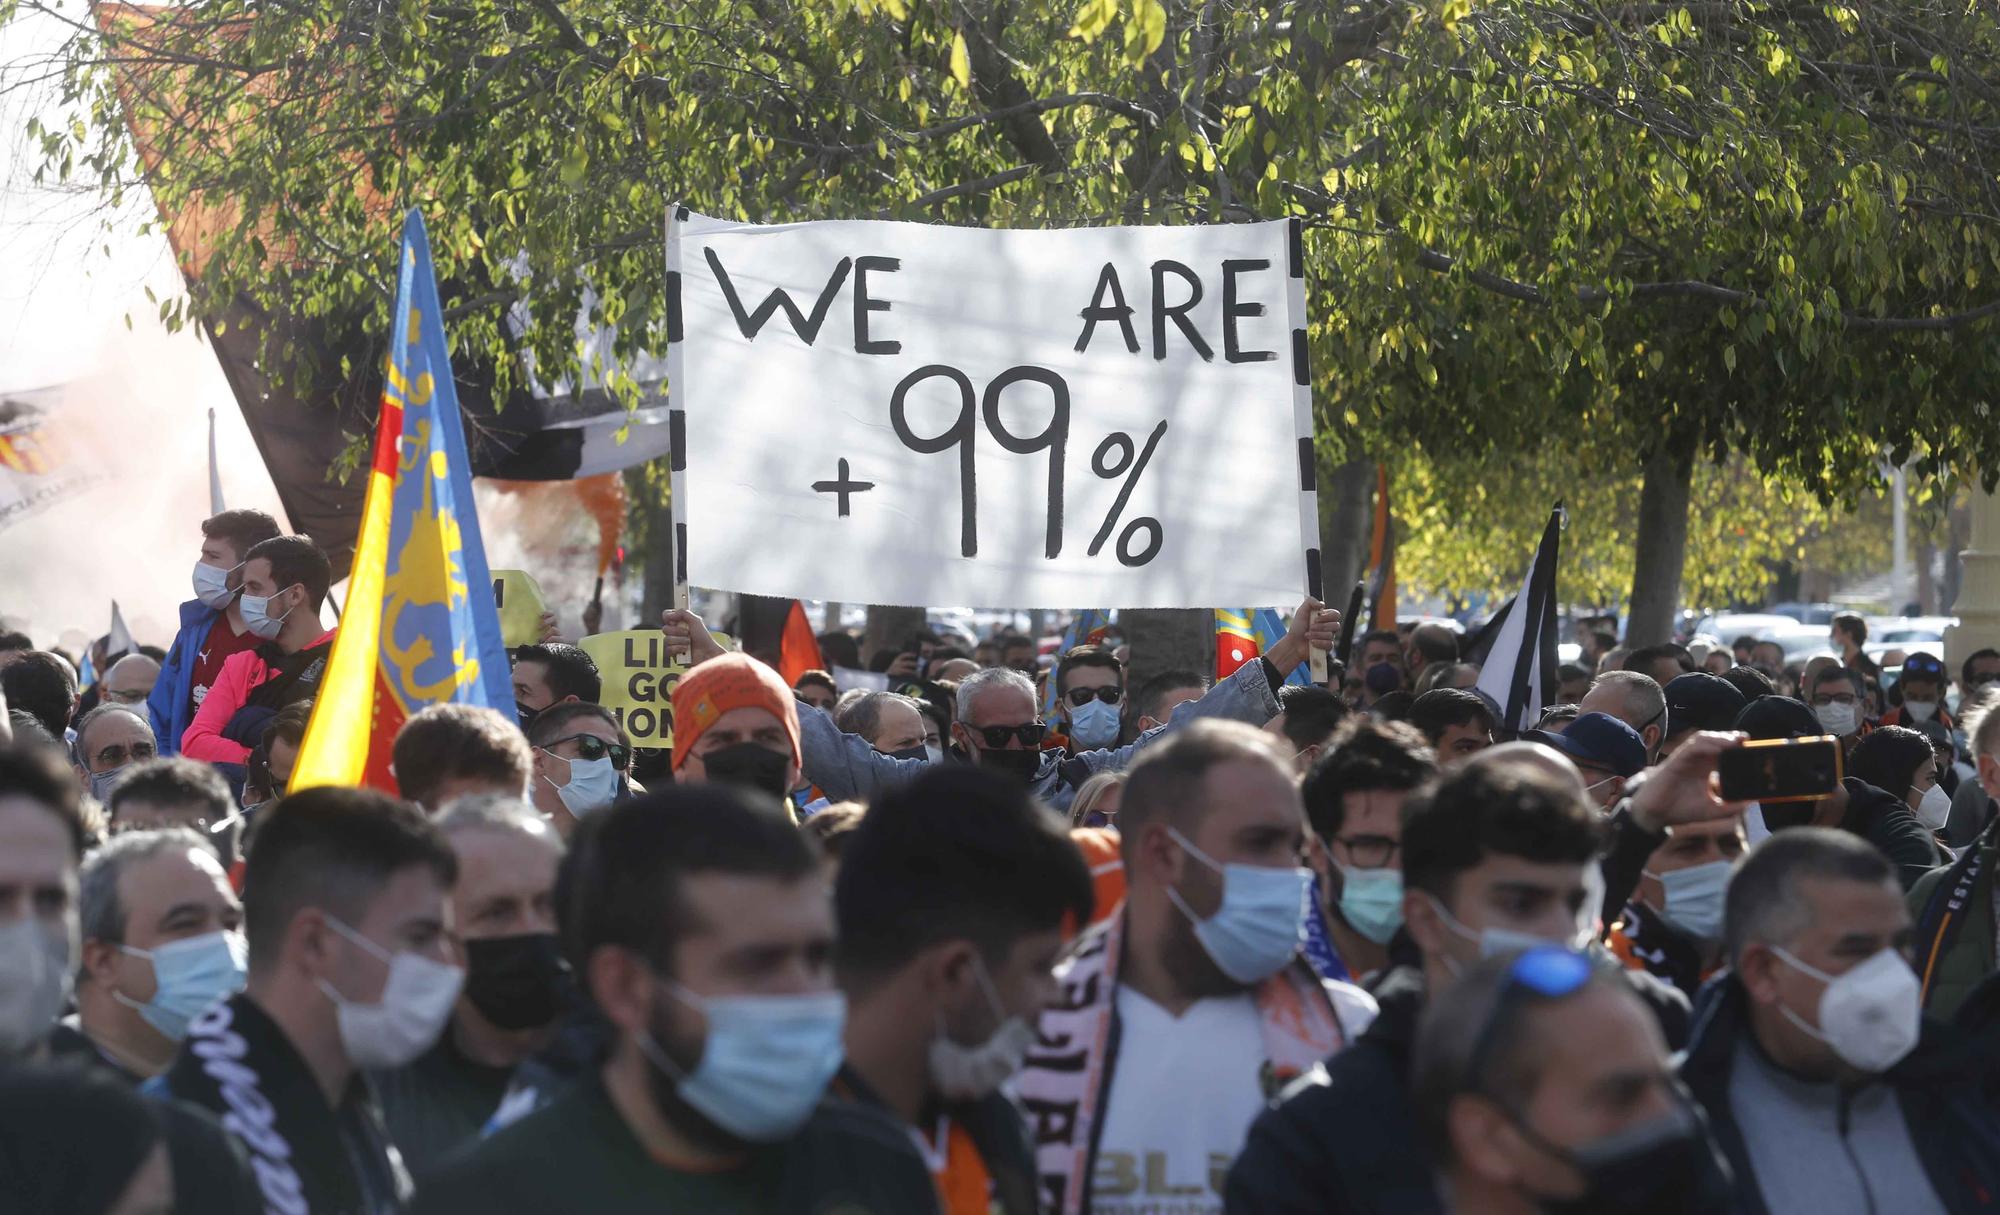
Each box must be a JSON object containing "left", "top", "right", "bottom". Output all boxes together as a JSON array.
[{"left": 22, "top": 0, "right": 2000, "bottom": 610}]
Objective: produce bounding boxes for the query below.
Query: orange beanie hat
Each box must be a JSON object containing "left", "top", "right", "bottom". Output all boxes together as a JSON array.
[{"left": 671, "top": 653, "right": 802, "bottom": 772}]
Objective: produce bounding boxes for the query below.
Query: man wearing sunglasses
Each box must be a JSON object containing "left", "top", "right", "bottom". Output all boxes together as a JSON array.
[
  {"left": 1052, "top": 646, "right": 1126, "bottom": 752},
  {"left": 665, "top": 601, "right": 1341, "bottom": 815},
  {"left": 527, "top": 704, "right": 633, "bottom": 835},
  {"left": 1413, "top": 948, "right": 1730, "bottom": 1215}
]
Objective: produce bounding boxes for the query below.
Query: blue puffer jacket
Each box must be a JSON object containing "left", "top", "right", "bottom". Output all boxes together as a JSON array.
[{"left": 148, "top": 598, "right": 220, "bottom": 757}]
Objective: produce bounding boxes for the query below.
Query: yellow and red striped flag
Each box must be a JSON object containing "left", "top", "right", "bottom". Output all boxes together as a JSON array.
[{"left": 292, "top": 210, "right": 515, "bottom": 791}]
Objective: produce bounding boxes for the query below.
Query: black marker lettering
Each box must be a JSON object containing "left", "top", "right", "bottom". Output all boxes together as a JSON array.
[
  {"left": 1075, "top": 263, "right": 1139, "bottom": 354},
  {"left": 704, "top": 247, "right": 852, "bottom": 345},
  {"left": 1150, "top": 261, "right": 1212, "bottom": 361},
  {"left": 1221, "top": 259, "right": 1276, "bottom": 363},
  {"left": 852, "top": 255, "right": 901, "bottom": 354}
]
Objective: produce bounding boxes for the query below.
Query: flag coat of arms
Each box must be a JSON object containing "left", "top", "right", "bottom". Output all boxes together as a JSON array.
[{"left": 293, "top": 210, "right": 515, "bottom": 791}]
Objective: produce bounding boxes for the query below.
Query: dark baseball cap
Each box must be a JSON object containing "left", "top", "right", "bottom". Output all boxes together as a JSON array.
[
  {"left": 1735, "top": 695, "right": 1823, "bottom": 741},
  {"left": 1527, "top": 712, "right": 1647, "bottom": 778},
  {"left": 1664, "top": 672, "right": 1748, "bottom": 736},
  {"left": 1901, "top": 652, "right": 1946, "bottom": 684}
]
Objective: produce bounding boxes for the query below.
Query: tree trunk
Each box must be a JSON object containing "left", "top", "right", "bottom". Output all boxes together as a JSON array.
[
  {"left": 863, "top": 606, "right": 926, "bottom": 667},
  {"left": 1625, "top": 449, "right": 1694, "bottom": 647},
  {"left": 1319, "top": 458, "right": 1375, "bottom": 606},
  {"left": 1121, "top": 609, "right": 1215, "bottom": 697}
]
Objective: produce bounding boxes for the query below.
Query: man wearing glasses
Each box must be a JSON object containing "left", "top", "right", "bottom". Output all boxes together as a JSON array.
[
  {"left": 526, "top": 703, "right": 633, "bottom": 835},
  {"left": 71, "top": 704, "right": 158, "bottom": 804},
  {"left": 1051, "top": 645, "right": 1126, "bottom": 752},
  {"left": 98, "top": 653, "right": 162, "bottom": 712}
]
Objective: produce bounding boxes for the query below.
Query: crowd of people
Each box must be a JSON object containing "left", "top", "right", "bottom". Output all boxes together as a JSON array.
[{"left": 3, "top": 507, "right": 2000, "bottom": 1214}]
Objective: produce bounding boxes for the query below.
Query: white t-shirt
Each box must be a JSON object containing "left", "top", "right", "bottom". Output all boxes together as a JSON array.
[{"left": 1090, "top": 988, "right": 1268, "bottom": 1215}]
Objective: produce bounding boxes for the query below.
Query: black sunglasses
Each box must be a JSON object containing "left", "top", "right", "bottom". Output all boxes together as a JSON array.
[
  {"left": 971, "top": 722, "right": 1047, "bottom": 749},
  {"left": 1064, "top": 686, "right": 1124, "bottom": 707},
  {"left": 547, "top": 734, "right": 631, "bottom": 770}
]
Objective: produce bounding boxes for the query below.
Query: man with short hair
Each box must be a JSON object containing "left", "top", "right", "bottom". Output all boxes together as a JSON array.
[
  {"left": 100, "top": 653, "right": 162, "bottom": 709},
  {"left": 161, "top": 786, "right": 463, "bottom": 1212},
  {"left": 1299, "top": 718, "right": 1436, "bottom": 983},
  {"left": 834, "top": 767, "right": 1093, "bottom": 1215},
  {"left": 1404, "top": 624, "right": 1458, "bottom": 691},
  {"left": 1414, "top": 948, "right": 1728, "bottom": 1215},
  {"left": 670, "top": 604, "right": 1340, "bottom": 815},
  {"left": 374, "top": 797, "right": 568, "bottom": 1176},
  {"left": 794, "top": 670, "right": 840, "bottom": 713},
  {"left": 1018, "top": 722, "right": 1375, "bottom": 1215},
  {"left": 1962, "top": 648, "right": 2000, "bottom": 700},
  {"left": 0, "top": 629, "right": 32, "bottom": 669},
  {"left": 1624, "top": 644, "right": 1693, "bottom": 689},
  {"left": 1682, "top": 828, "right": 2000, "bottom": 1213},
  {"left": 1408, "top": 688, "right": 1493, "bottom": 766},
  {"left": 1909, "top": 692, "right": 2000, "bottom": 1018},
  {"left": 71, "top": 704, "right": 158, "bottom": 803},
  {"left": 1227, "top": 752, "right": 1634, "bottom": 1215},
  {"left": 1830, "top": 611, "right": 1881, "bottom": 682},
  {"left": 412, "top": 787, "right": 939, "bottom": 1214},
  {"left": 1130, "top": 668, "right": 1208, "bottom": 735},
  {"left": 181, "top": 535, "right": 336, "bottom": 765},
  {"left": 1806, "top": 665, "right": 1868, "bottom": 746},
  {"left": 1, "top": 650, "right": 76, "bottom": 740},
  {"left": 65, "top": 829, "right": 246, "bottom": 1080},
  {"left": 1359, "top": 629, "right": 1403, "bottom": 676},
  {"left": 107, "top": 757, "right": 234, "bottom": 835},
  {"left": 251, "top": 700, "right": 313, "bottom": 808},
  {"left": 1660, "top": 671, "right": 1746, "bottom": 758},
  {"left": 1000, "top": 636, "right": 1038, "bottom": 676},
  {"left": 1525, "top": 712, "right": 1646, "bottom": 808},
  {"left": 392, "top": 704, "right": 534, "bottom": 813},
  {"left": 1051, "top": 645, "right": 1124, "bottom": 752},
  {"left": 150, "top": 509, "right": 284, "bottom": 757},
  {"left": 1554, "top": 662, "right": 1592, "bottom": 706},
  {"left": 1882, "top": 652, "right": 1952, "bottom": 730},
  {"left": 1608, "top": 813, "right": 1743, "bottom": 999},
  {"left": 1, "top": 746, "right": 264, "bottom": 1214},
  {"left": 527, "top": 702, "right": 632, "bottom": 833},
  {"left": 1748, "top": 639, "right": 1786, "bottom": 680},
  {"left": 1579, "top": 670, "right": 1669, "bottom": 762},
  {"left": 834, "top": 691, "right": 931, "bottom": 757},
  {"left": 1268, "top": 684, "right": 1348, "bottom": 773},
  {"left": 510, "top": 642, "right": 601, "bottom": 734}
]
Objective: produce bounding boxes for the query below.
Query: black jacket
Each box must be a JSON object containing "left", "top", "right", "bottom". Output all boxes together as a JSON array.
[
  {"left": 1840, "top": 777, "right": 1944, "bottom": 890},
  {"left": 1678, "top": 973, "right": 2000, "bottom": 1215},
  {"left": 161, "top": 993, "right": 411, "bottom": 1214},
  {"left": 832, "top": 1065, "right": 1037, "bottom": 1215},
  {"left": 1224, "top": 966, "right": 1436, "bottom": 1215}
]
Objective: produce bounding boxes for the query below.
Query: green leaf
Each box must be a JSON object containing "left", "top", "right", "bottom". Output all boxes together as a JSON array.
[
  {"left": 948, "top": 31, "right": 971, "bottom": 90},
  {"left": 1123, "top": 0, "right": 1166, "bottom": 63}
]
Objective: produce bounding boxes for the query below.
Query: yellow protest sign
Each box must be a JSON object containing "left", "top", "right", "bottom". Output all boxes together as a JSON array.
[
  {"left": 577, "top": 629, "right": 735, "bottom": 751},
  {"left": 491, "top": 570, "right": 549, "bottom": 647}
]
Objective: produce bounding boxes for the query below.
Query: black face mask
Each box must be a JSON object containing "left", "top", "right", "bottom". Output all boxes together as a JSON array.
[
  {"left": 886, "top": 744, "right": 930, "bottom": 763},
  {"left": 701, "top": 742, "right": 792, "bottom": 799},
  {"left": 1520, "top": 1099, "right": 1731, "bottom": 1215},
  {"left": 462, "top": 933, "right": 569, "bottom": 1031},
  {"left": 976, "top": 745, "right": 1043, "bottom": 783},
  {"left": 515, "top": 702, "right": 542, "bottom": 732}
]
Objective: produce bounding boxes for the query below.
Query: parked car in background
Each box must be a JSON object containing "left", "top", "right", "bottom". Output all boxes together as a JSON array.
[
  {"left": 1767, "top": 601, "right": 1843, "bottom": 626},
  {"left": 1691, "top": 612, "right": 1800, "bottom": 642}
]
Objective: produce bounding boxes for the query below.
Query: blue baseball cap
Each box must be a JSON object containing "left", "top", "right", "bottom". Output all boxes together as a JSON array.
[{"left": 1527, "top": 711, "right": 1648, "bottom": 778}]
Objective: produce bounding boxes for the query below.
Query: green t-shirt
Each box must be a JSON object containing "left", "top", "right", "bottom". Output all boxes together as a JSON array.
[
  {"left": 411, "top": 1070, "right": 940, "bottom": 1215},
  {"left": 411, "top": 1073, "right": 779, "bottom": 1214}
]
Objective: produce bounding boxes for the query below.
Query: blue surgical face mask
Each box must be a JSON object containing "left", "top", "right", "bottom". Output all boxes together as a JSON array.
[
  {"left": 1165, "top": 827, "right": 1311, "bottom": 984},
  {"left": 1336, "top": 864, "right": 1405, "bottom": 945},
  {"left": 116, "top": 930, "right": 248, "bottom": 1041},
  {"left": 1645, "top": 860, "right": 1731, "bottom": 942},
  {"left": 1065, "top": 699, "right": 1122, "bottom": 750},
  {"left": 89, "top": 765, "right": 129, "bottom": 804},
  {"left": 1424, "top": 893, "right": 1572, "bottom": 975},
  {"left": 542, "top": 751, "right": 618, "bottom": 817},
  {"left": 191, "top": 560, "right": 243, "bottom": 611},
  {"left": 639, "top": 977, "right": 846, "bottom": 1142},
  {"left": 238, "top": 585, "right": 299, "bottom": 641}
]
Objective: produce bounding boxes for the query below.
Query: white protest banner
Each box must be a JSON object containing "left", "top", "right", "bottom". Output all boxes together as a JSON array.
[{"left": 665, "top": 210, "right": 1322, "bottom": 609}]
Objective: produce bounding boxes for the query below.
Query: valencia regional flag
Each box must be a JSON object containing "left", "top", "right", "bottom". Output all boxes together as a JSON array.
[{"left": 292, "top": 210, "right": 516, "bottom": 791}]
